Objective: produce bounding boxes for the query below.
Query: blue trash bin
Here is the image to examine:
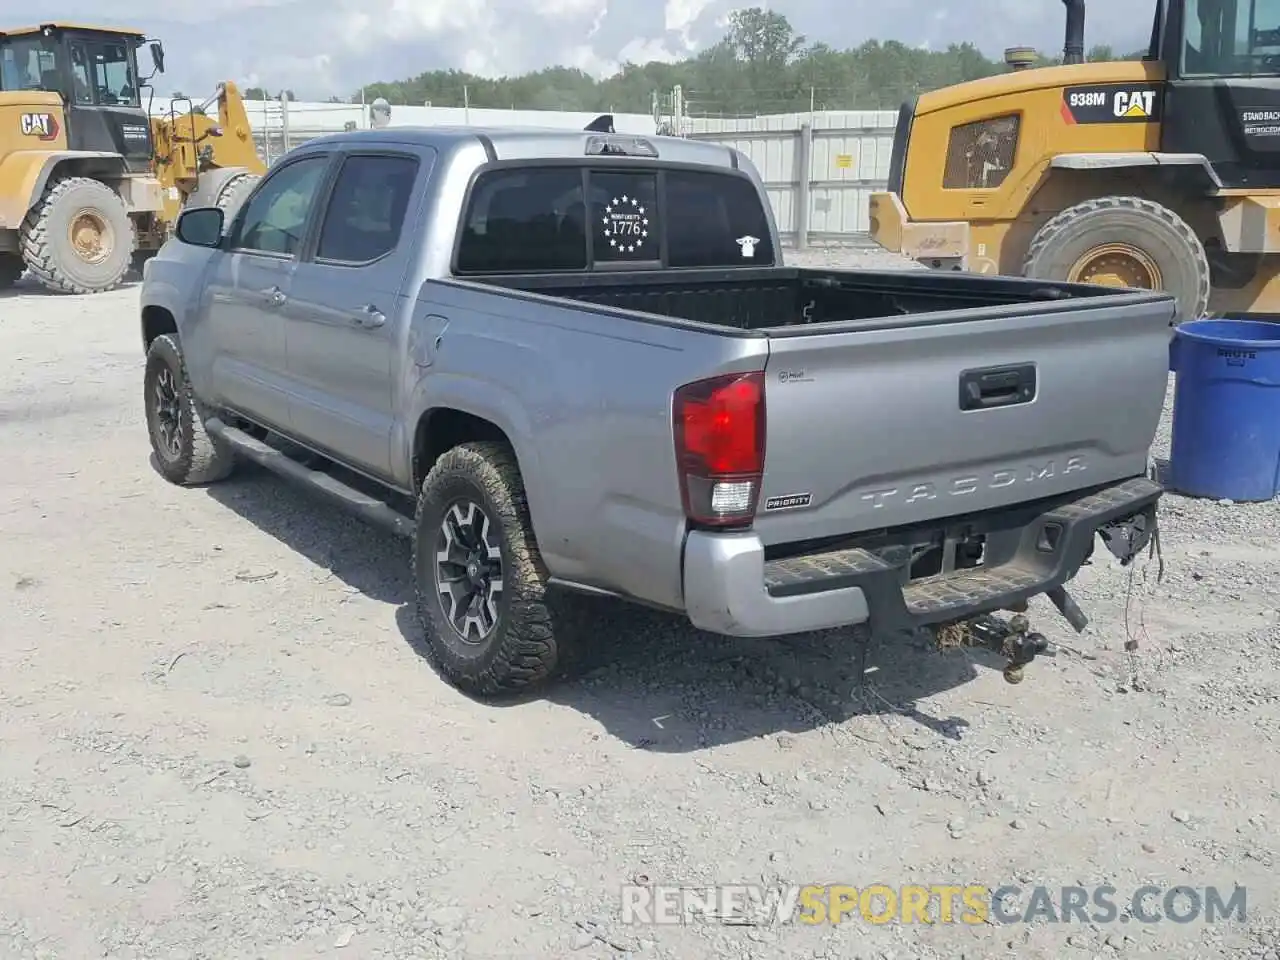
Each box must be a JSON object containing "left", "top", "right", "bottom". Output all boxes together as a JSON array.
[{"left": 1168, "top": 318, "right": 1280, "bottom": 501}]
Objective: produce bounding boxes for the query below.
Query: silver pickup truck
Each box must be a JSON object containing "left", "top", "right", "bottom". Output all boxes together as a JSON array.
[{"left": 139, "top": 123, "right": 1172, "bottom": 697}]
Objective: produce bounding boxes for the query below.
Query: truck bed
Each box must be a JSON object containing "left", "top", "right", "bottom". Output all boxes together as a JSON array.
[
  {"left": 462, "top": 262, "right": 1174, "bottom": 545},
  {"left": 470, "top": 265, "right": 1137, "bottom": 333}
]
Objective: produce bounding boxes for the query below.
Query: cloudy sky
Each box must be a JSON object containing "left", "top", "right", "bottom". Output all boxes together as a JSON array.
[{"left": 5, "top": 0, "right": 1157, "bottom": 100}]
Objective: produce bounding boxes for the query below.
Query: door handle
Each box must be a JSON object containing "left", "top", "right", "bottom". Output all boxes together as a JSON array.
[
  {"left": 261, "top": 286, "right": 286, "bottom": 307},
  {"left": 353, "top": 304, "right": 386, "bottom": 328}
]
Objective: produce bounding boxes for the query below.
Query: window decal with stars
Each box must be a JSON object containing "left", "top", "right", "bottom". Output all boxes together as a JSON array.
[{"left": 601, "top": 194, "right": 649, "bottom": 254}]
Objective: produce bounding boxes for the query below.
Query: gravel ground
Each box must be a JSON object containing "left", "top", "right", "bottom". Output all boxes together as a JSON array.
[{"left": 1, "top": 248, "right": 1277, "bottom": 960}]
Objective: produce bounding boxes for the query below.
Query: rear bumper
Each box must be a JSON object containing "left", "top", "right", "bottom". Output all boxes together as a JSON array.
[
  {"left": 867, "top": 191, "right": 972, "bottom": 267},
  {"left": 682, "top": 476, "right": 1161, "bottom": 639}
]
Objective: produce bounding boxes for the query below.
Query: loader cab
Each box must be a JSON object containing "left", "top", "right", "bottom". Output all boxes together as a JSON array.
[
  {"left": 1155, "top": 0, "right": 1280, "bottom": 187},
  {"left": 0, "top": 23, "right": 156, "bottom": 173}
]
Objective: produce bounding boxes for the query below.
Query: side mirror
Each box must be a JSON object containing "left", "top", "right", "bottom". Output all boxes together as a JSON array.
[
  {"left": 175, "top": 206, "right": 224, "bottom": 247},
  {"left": 150, "top": 41, "right": 165, "bottom": 74}
]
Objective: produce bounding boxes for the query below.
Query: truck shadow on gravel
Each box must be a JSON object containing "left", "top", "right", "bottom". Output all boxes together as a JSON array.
[{"left": 205, "top": 463, "right": 1002, "bottom": 750}]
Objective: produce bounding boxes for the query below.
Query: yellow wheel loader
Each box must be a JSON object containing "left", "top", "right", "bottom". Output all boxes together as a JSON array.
[
  {"left": 0, "top": 22, "right": 265, "bottom": 294},
  {"left": 868, "top": 0, "right": 1280, "bottom": 323}
]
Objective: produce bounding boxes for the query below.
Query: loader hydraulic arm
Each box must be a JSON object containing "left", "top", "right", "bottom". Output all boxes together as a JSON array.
[{"left": 208, "top": 81, "right": 255, "bottom": 149}]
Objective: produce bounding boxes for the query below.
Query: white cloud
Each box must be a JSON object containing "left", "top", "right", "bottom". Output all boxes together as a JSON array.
[{"left": 38, "top": 0, "right": 1157, "bottom": 99}]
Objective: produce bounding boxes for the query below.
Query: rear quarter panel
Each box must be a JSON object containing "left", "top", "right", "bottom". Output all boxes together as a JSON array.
[{"left": 399, "top": 282, "right": 768, "bottom": 611}]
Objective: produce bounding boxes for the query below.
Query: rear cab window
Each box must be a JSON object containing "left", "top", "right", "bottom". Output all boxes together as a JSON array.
[{"left": 453, "top": 164, "right": 774, "bottom": 274}]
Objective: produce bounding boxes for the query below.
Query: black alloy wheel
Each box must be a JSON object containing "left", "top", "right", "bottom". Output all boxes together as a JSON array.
[{"left": 434, "top": 498, "right": 505, "bottom": 643}]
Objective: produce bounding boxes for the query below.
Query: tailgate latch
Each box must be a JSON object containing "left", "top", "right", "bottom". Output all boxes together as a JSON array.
[{"left": 958, "top": 362, "right": 1037, "bottom": 411}]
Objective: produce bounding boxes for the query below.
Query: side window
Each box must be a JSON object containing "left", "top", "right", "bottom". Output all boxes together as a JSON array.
[
  {"left": 2, "top": 40, "right": 58, "bottom": 92},
  {"left": 1182, "top": 0, "right": 1280, "bottom": 74},
  {"left": 315, "top": 154, "right": 419, "bottom": 265},
  {"left": 455, "top": 168, "right": 587, "bottom": 273},
  {"left": 0, "top": 48, "right": 16, "bottom": 90},
  {"left": 664, "top": 170, "right": 775, "bottom": 268},
  {"left": 1240, "top": 0, "right": 1280, "bottom": 72},
  {"left": 590, "top": 171, "right": 658, "bottom": 263},
  {"left": 90, "top": 42, "right": 137, "bottom": 106},
  {"left": 232, "top": 156, "right": 329, "bottom": 257},
  {"left": 70, "top": 44, "right": 93, "bottom": 104}
]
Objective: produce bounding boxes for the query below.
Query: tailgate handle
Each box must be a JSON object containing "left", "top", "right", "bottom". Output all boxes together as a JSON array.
[{"left": 959, "top": 363, "right": 1036, "bottom": 411}]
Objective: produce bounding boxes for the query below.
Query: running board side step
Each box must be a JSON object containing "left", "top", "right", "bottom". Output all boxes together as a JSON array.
[{"left": 205, "top": 417, "right": 415, "bottom": 539}]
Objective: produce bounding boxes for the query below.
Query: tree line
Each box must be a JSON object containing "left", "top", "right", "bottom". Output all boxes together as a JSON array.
[{"left": 352, "top": 7, "right": 1144, "bottom": 116}]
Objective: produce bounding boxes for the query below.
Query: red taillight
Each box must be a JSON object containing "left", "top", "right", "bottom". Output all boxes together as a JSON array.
[{"left": 673, "top": 371, "right": 766, "bottom": 527}]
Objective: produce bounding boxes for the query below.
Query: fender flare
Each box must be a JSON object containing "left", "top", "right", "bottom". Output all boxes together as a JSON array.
[
  {"left": 0, "top": 150, "right": 124, "bottom": 229},
  {"left": 1049, "top": 152, "right": 1223, "bottom": 191},
  {"left": 402, "top": 373, "right": 544, "bottom": 525}
]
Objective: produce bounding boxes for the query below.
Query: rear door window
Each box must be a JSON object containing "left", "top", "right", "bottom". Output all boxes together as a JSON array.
[
  {"left": 454, "top": 164, "right": 772, "bottom": 274},
  {"left": 315, "top": 153, "right": 419, "bottom": 265}
]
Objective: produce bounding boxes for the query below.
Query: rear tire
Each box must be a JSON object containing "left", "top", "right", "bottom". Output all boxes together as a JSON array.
[
  {"left": 0, "top": 252, "right": 22, "bottom": 289},
  {"left": 20, "top": 177, "right": 136, "bottom": 295},
  {"left": 413, "top": 441, "right": 565, "bottom": 696},
  {"left": 1023, "top": 195, "right": 1210, "bottom": 324},
  {"left": 143, "top": 334, "right": 237, "bottom": 486}
]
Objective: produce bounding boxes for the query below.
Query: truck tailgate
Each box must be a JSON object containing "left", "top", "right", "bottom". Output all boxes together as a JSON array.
[{"left": 754, "top": 295, "right": 1173, "bottom": 545}]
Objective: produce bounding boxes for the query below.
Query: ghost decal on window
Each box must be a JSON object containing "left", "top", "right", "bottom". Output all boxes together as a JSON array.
[{"left": 736, "top": 235, "right": 759, "bottom": 258}]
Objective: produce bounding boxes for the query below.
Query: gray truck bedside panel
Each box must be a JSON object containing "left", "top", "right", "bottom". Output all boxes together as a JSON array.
[
  {"left": 753, "top": 295, "right": 1172, "bottom": 545},
  {"left": 396, "top": 280, "right": 770, "bottom": 612}
]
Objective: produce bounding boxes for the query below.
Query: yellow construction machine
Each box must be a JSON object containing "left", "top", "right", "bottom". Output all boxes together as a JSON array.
[
  {"left": 0, "top": 22, "right": 265, "bottom": 294},
  {"left": 869, "top": 0, "right": 1280, "bottom": 322}
]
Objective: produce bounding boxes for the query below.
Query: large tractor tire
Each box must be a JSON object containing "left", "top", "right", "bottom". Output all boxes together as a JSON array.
[
  {"left": 214, "top": 172, "right": 260, "bottom": 220},
  {"left": 1023, "top": 195, "right": 1210, "bottom": 325},
  {"left": 19, "top": 177, "right": 136, "bottom": 295},
  {"left": 0, "top": 252, "right": 22, "bottom": 289}
]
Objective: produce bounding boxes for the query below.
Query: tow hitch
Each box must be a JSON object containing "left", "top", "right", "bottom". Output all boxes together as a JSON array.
[
  {"left": 928, "top": 502, "right": 1160, "bottom": 684},
  {"left": 935, "top": 612, "right": 1053, "bottom": 684}
]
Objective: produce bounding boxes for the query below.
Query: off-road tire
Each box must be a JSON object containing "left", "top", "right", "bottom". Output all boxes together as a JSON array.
[
  {"left": 1023, "top": 195, "right": 1211, "bottom": 324},
  {"left": 215, "top": 172, "right": 260, "bottom": 220},
  {"left": 0, "top": 252, "right": 22, "bottom": 289},
  {"left": 413, "top": 441, "right": 564, "bottom": 696},
  {"left": 143, "top": 334, "right": 237, "bottom": 486},
  {"left": 19, "top": 176, "right": 136, "bottom": 295}
]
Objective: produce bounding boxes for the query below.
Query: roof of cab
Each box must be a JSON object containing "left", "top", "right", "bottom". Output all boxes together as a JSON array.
[
  {"left": 296, "top": 125, "right": 741, "bottom": 169},
  {"left": 0, "top": 22, "right": 146, "bottom": 39}
]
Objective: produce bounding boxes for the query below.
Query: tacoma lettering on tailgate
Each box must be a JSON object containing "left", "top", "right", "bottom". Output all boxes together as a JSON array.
[{"left": 859, "top": 456, "right": 1087, "bottom": 510}]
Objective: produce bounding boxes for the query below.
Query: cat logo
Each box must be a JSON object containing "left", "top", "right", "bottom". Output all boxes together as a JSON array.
[
  {"left": 19, "top": 112, "right": 59, "bottom": 140},
  {"left": 1062, "top": 83, "right": 1162, "bottom": 124},
  {"left": 1113, "top": 90, "right": 1155, "bottom": 119}
]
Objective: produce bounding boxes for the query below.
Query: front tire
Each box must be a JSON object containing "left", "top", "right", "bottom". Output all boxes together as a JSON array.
[
  {"left": 20, "top": 177, "right": 136, "bottom": 295},
  {"left": 1023, "top": 195, "right": 1210, "bottom": 324},
  {"left": 143, "top": 334, "right": 237, "bottom": 486},
  {"left": 413, "top": 441, "right": 562, "bottom": 696}
]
